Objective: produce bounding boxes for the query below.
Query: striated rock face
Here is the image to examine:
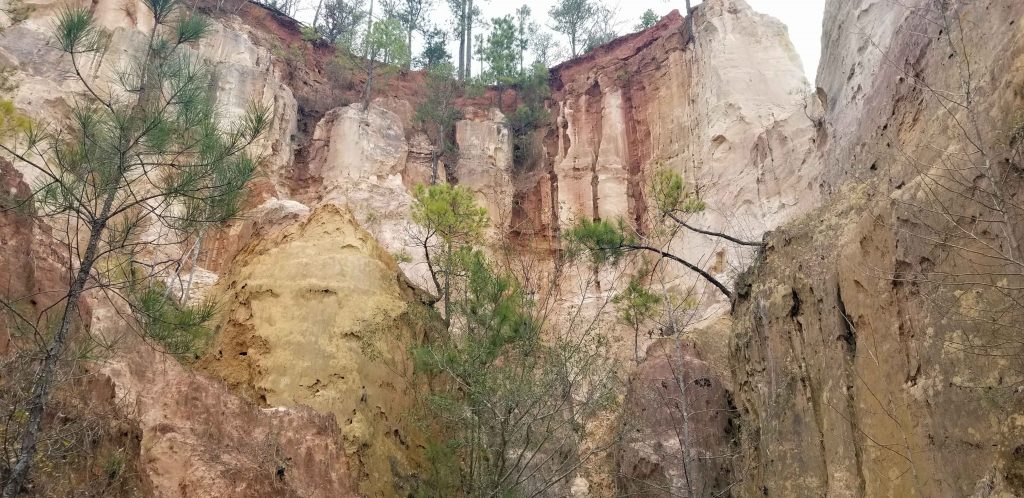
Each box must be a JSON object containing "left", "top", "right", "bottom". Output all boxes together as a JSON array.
[
  {"left": 199, "top": 205, "right": 428, "bottom": 496},
  {"left": 3, "top": 0, "right": 1022, "bottom": 494},
  {"left": 725, "top": 0, "right": 1024, "bottom": 496},
  {"left": 533, "top": 1, "right": 822, "bottom": 312},
  {"left": 299, "top": 99, "right": 514, "bottom": 291},
  {"left": 0, "top": 0, "right": 297, "bottom": 200},
  {"left": 455, "top": 107, "right": 515, "bottom": 234},
  {"left": 305, "top": 102, "right": 415, "bottom": 257},
  {"left": 95, "top": 306, "right": 355, "bottom": 498},
  {"left": 0, "top": 160, "right": 69, "bottom": 354}
]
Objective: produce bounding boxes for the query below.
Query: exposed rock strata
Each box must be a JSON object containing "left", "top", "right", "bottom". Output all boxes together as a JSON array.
[
  {"left": 0, "top": 161, "right": 354, "bottom": 497},
  {"left": 725, "top": 0, "right": 1024, "bottom": 496},
  {"left": 199, "top": 205, "right": 428, "bottom": 496},
  {"left": 535, "top": 2, "right": 821, "bottom": 316},
  {"left": 2, "top": 0, "right": 1022, "bottom": 495},
  {"left": 97, "top": 306, "right": 355, "bottom": 498}
]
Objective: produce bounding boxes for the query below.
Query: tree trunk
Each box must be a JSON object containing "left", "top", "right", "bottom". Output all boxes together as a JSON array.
[
  {"left": 406, "top": 25, "right": 413, "bottom": 70},
  {"left": 519, "top": 43, "right": 524, "bottom": 73},
  {"left": 1, "top": 190, "right": 115, "bottom": 498},
  {"left": 180, "top": 232, "right": 205, "bottom": 305},
  {"left": 312, "top": 0, "right": 324, "bottom": 30},
  {"left": 465, "top": 0, "right": 473, "bottom": 79},
  {"left": 443, "top": 239, "right": 451, "bottom": 328},
  {"left": 362, "top": 0, "right": 375, "bottom": 109},
  {"left": 430, "top": 151, "right": 439, "bottom": 184},
  {"left": 457, "top": 0, "right": 466, "bottom": 80},
  {"left": 673, "top": 336, "right": 696, "bottom": 498}
]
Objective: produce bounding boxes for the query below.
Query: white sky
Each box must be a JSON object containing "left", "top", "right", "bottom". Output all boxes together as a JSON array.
[{"left": 292, "top": 0, "right": 827, "bottom": 79}]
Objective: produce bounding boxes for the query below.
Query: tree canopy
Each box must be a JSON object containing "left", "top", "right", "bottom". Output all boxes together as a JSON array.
[
  {"left": 635, "top": 8, "right": 659, "bottom": 31},
  {"left": 0, "top": 0, "right": 268, "bottom": 493},
  {"left": 549, "top": 0, "right": 600, "bottom": 57}
]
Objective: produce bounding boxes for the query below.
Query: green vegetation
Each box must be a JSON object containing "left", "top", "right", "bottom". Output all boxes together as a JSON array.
[
  {"left": 271, "top": 40, "right": 305, "bottom": 66},
  {"left": 650, "top": 167, "right": 706, "bottom": 214},
  {"left": 409, "top": 184, "right": 618, "bottom": 496},
  {"left": 614, "top": 273, "right": 662, "bottom": 363},
  {"left": 132, "top": 284, "right": 215, "bottom": 359},
  {"left": 381, "top": 0, "right": 432, "bottom": 70},
  {"left": 514, "top": 5, "right": 534, "bottom": 72},
  {"left": 413, "top": 249, "right": 617, "bottom": 496},
  {"left": 411, "top": 183, "right": 489, "bottom": 325},
  {"left": 565, "top": 169, "right": 761, "bottom": 301},
  {"left": 549, "top": 0, "right": 600, "bottom": 57},
  {"left": 482, "top": 15, "right": 518, "bottom": 106},
  {"left": 635, "top": 8, "right": 659, "bottom": 31},
  {"left": 300, "top": 24, "right": 320, "bottom": 41},
  {"left": 417, "top": 27, "right": 451, "bottom": 69},
  {"left": 319, "top": 0, "right": 366, "bottom": 48},
  {"left": 0, "top": 0, "right": 268, "bottom": 492},
  {"left": 367, "top": 17, "right": 411, "bottom": 66},
  {"left": 505, "top": 63, "right": 551, "bottom": 164},
  {"left": 360, "top": 17, "right": 411, "bottom": 106},
  {"left": 582, "top": 5, "right": 617, "bottom": 52},
  {"left": 415, "top": 63, "right": 463, "bottom": 182},
  {"left": 0, "top": 100, "right": 31, "bottom": 136}
]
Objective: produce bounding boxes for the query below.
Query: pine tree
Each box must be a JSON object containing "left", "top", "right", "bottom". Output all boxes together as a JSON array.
[
  {"left": 549, "top": 0, "right": 600, "bottom": 57},
  {"left": 0, "top": 0, "right": 269, "bottom": 494},
  {"left": 483, "top": 15, "right": 518, "bottom": 107},
  {"left": 635, "top": 8, "right": 659, "bottom": 31},
  {"left": 410, "top": 183, "right": 488, "bottom": 325}
]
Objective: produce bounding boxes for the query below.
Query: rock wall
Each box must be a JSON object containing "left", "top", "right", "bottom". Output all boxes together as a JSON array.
[
  {"left": 616, "top": 339, "right": 734, "bottom": 497},
  {"left": 0, "top": 0, "right": 298, "bottom": 198},
  {"left": 0, "top": 0, "right": 825, "bottom": 493},
  {"left": 97, "top": 304, "right": 356, "bottom": 498},
  {"left": 4, "top": 0, "right": 1023, "bottom": 494},
  {"left": 200, "top": 204, "right": 430, "bottom": 496},
  {"left": 526, "top": 0, "right": 822, "bottom": 320},
  {"left": 724, "top": 0, "right": 1024, "bottom": 496},
  {"left": 0, "top": 160, "right": 354, "bottom": 497}
]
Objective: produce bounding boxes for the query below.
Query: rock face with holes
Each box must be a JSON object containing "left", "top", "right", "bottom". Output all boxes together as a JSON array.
[
  {"left": 199, "top": 205, "right": 429, "bottom": 497},
  {"left": 3, "top": 0, "right": 1024, "bottom": 494},
  {"left": 616, "top": 339, "right": 734, "bottom": 497},
  {"left": 724, "top": 0, "right": 1024, "bottom": 496},
  {"left": 0, "top": 159, "right": 356, "bottom": 497},
  {"left": 95, "top": 303, "right": 356, "bottom": 498}
]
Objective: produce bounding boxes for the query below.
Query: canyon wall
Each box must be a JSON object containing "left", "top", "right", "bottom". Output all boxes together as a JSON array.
[
  {"left": 0, "top": 0, "right": 839, "bottom": 494},
  {"left": 522, "top": 2, "right": 822, "bottom": 319},
  {"left": 2, "top": 0, "right": 1023, "bottom": 495},
  {"left": 724, "top": 0, "right": 1024, "bottom": 496}
]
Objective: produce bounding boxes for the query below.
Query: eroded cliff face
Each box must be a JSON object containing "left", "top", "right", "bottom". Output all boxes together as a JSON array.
[
  {"left": 0, "top": 0, "right": 822, "bottom": 493},
  {"left": 527, "top": 1, "right": 822, "bottom": 317},
  {"left": 0, "top": 161, "right": 355, "bottom": 497},
  {"left": 3, "top": 0, "right": 1022, "bottom": 493},
  {"left": 616, "top": 338, "right": 734, "bottom": 497},
  {"left": 200, "top": 205, "right": 430, "bottom": 496},
  {"left": 724, "top": 0, "right": 1024, "bottom": 496}
]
